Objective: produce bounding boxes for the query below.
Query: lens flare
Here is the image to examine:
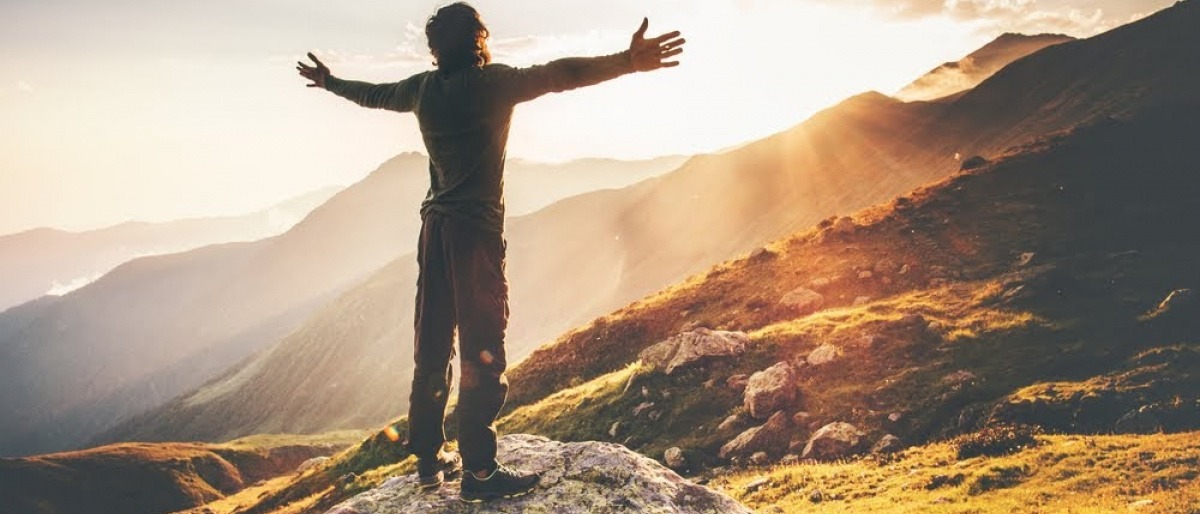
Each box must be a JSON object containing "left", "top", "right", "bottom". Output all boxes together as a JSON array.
[{"left": 383, "top": 424, "right": 401, "bottom": 442}]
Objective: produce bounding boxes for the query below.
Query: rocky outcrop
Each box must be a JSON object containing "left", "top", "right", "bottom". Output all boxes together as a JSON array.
[
  {"left": 719, "top": 411, "right": 792, "bottom": 461},
  {"left": 325, "top": 435, "right": 751, "bottom": 514},
  {"left": 638, "top": 329, "right": 749, "bottom": 375},
  {"left": 801, "top": 422, "right": 866, "bottom": 461},
  {"left": 744, "top": 362, "right": 799, "bottom": 419}
]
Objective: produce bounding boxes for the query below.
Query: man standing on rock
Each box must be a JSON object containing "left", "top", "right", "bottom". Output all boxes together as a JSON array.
[{"left": 298, "top": 2, "right": 685, "bottom": 502}]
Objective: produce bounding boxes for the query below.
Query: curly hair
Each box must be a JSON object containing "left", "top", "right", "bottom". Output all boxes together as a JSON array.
[{"left": 426, "top": 2, "right": 491, "bottom": 72}]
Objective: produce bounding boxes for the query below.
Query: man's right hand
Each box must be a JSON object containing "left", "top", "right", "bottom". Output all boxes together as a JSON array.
[
  {"left": 628, "top": 18, "right": 685, "bottom": 72},
  {"left": 297, "top": 52, "right": 331, "bottom": 88}
]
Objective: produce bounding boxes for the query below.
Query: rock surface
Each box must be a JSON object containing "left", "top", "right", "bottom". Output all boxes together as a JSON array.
[
  {"left": 664, "top": 447, "right": 687, "bottom": 471},
  {"left": 325, "top": 435, "right": 751, "bottom": 514},
  {"left": 806, "top": 344, "right": 842, "bottom": 366},
  {"left": 801, "top": 422, "right": 867, "bottom": 461},
  {"left": 744, "top": 362, "right": 799, "bottom": 419},
  {"left": 719, "top": 411, "right": 792, "bottom": 460},
  {"left": 638, "top": 329, "right": 750, "bottom": 375},
  {"left": 779, "top": 288, "right": 824, "bottom": 315}
]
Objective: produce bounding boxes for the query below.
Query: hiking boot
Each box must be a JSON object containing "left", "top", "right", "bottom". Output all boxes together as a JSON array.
[
  {"left": 460, "top": 464, "right": 541, "bottom": 502},
  {"left": 417, "top": 450, "right": 463, "bottom": 490}
]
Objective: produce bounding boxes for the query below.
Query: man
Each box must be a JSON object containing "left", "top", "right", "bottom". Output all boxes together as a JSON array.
[{"left": 298, "top": 2, "right": 684, "bottom": 503}]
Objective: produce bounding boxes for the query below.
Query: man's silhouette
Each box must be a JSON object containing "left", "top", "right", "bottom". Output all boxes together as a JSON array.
[{"left": 298, "top": 2, "right": 684, "bottom": 502}]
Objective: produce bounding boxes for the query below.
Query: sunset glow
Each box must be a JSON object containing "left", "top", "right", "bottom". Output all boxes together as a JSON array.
[{"left": 0, "top": 0, "right": 1171, "bottom": 234}]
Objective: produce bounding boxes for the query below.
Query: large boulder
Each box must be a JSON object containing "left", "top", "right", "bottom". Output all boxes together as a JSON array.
[
  {"left": 325, "top": 435, "right": 751, "bottom": 514},
  {"left": 801, "top": 422, "right": 867, "bottom": 461},
  {"left": 638, "top": 329, "right": 749, "bottom": 375},
  {"left": 718, "top": 411, "right": 791, "bottom": 460},
  {"left": 806, "top": 344, "right": 842, "bottom": 366},
  {"left": 779, "top": 288, "right": 824, "bottom": 315},
  {"left": 744, "top": 362, "right": 799, "bottom": 419}
]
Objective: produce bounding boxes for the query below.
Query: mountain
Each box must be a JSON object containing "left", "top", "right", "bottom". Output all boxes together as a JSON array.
[
  {"left": 896, "top": 33, "right": 1074, "bottom": 102},
  {"left": 0, "top": 154, "right": 682, "bottom": 458},
  {"left": 0, "top": 431, "right": 362, "bottom": 514},
  {"left": 100, "top": 0, "right": 1200, "bottom": 451},
  {"left": 504, "top": 155, "right": 688, "bottom": 216},
  {"left": 0, "top": 186, "right": 340, "bottom": 313}
]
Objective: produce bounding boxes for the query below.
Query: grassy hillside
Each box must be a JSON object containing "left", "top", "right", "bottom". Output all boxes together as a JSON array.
[
  {"left": 502, "top": 109, "right": 1200, "bottom": 451},
  {"left": 177, "top": 105, "right": 1200, "bottom": 514}
]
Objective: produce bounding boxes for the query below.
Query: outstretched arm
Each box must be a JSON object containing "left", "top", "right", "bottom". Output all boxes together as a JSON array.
[
  {"left": 500, "top": 18, "right": 685, "bottom": 104},
  {"left": 297, "top": 52, "right": 422, "bottom": 112}
]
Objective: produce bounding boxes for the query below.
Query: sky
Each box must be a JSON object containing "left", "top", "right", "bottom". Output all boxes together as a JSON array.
[{"left": 0, "top": 0, "right": 1176, "bottom": 234}]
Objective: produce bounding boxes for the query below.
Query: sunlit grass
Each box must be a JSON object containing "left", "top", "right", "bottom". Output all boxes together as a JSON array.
[{"left": 712, "top": 432, "right": 1200, "bottom": 514}]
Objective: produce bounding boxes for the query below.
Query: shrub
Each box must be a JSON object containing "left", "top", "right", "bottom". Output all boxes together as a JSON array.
[{"left": 954, "top": 424, "right": 1042, "bottom": 460}]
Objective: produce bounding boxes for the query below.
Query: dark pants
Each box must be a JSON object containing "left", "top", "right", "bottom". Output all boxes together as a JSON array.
[{"left": 407, "top": 212, "right": 510, "bottom": 472}]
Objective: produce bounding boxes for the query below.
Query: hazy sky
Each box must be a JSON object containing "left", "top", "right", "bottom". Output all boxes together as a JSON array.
[{"left": 0, "top": 0, "right": 1175, "bottom": 234}]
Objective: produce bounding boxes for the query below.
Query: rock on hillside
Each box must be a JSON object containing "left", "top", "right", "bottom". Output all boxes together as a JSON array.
[{"left": 325, "top": 435, "right": 751, "bottom": 514}]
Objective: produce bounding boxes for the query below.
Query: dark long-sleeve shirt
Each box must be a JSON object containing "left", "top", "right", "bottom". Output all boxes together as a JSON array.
[{"left": 325, "top": 52, "right": 636, "bottom": 232}]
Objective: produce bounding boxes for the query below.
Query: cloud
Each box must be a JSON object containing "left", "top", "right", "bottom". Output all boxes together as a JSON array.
[{"left": 839, "top": 0, "right": 1117, "bottom": 35}]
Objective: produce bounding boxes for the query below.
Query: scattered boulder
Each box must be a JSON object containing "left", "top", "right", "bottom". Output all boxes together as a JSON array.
[
  {"left": 809, "top": 489, "right": 825, "bottom": 503},
  {"left": 831, "top": 217, "right": 856, "bottom": 234},
  {"left": 325, "top": 435, "right": 753, "bottom": 514},
  {"left": 744, "top": 362, "right": 799, "bottom": 419},
  {"left": 1016, "top": 252, "right": 1036, "bottom": 267},
  {"left": 297, "top": 456, "right": 330, "bottom": 473},
  {"left": 792, "top": 412, "right": 812, "bottom": 425},
  {"left": 748, "top": 452, "right": 770, "bottom": 466},
  {"left": 719, "top": 411, "right": 792, "bottom": 460},
  {"left": 779, "top": 288, "right": 825, "bottom": 315},
  {"left": 887, "top": 412, "right": 904, "bottom": 423},
  {"left": 726, "top": 374, "right": 750, "bottom": 393},
  {"left": 858, "top": 270, "right": 874, "bottom": 280},
  {"left": 664, "top": 447, "right": 687, "bottom": 471},
  {"left": 809, "top": 277, "right": 832, "bottom": 289},
  {"left": 743, "top": 477, "right": 770, "bottom": 493},
  {"left": 779, "top": 454, "right": 801, "bottom": 466},
  {"left": 806, "top": 344, "right": 842, "bottom": 366},
  {"left": 749, "top": 247, "right": 776, "bottom": 263},
  {"left": 853, "top": 296, "right": 872, "bottom": 306},
  {"left": 871, "top": 434, "right": 903, "bottom": 454},
  {"left": 633, "top": 402, "right": 656, "bottom": 417},
  {"left": 801, "top": 422, "right": 867, "bottom": 461},
  {"left": 874, "top": 259, "right": 897, "bottom": 274},
  {"left": 609, "top": 421, "right": 622, "bottom": 439},
  {"left": 717, "top": 414, "right": 746, "bottom": 432},
  {"left": 638, "top": 329, "right": 749, "bottom": 375},
  {"left": 960, "top": 155, "right": 989, "bottom": 171}
]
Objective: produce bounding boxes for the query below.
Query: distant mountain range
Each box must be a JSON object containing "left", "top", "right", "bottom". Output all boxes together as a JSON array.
[
  {"left": 0, "top": 154, "right": 683, "bottom": 457},
  {"left": 91, "top": 6, "right": 1200, "bottom": 450},
  {"left": 0, "top": 187, "right": 340, "bottom": 313}
]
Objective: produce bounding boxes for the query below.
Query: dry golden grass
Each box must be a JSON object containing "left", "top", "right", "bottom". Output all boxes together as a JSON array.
[{"left": 713, "top": 432, "right": 1200, "bottom": 513}]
